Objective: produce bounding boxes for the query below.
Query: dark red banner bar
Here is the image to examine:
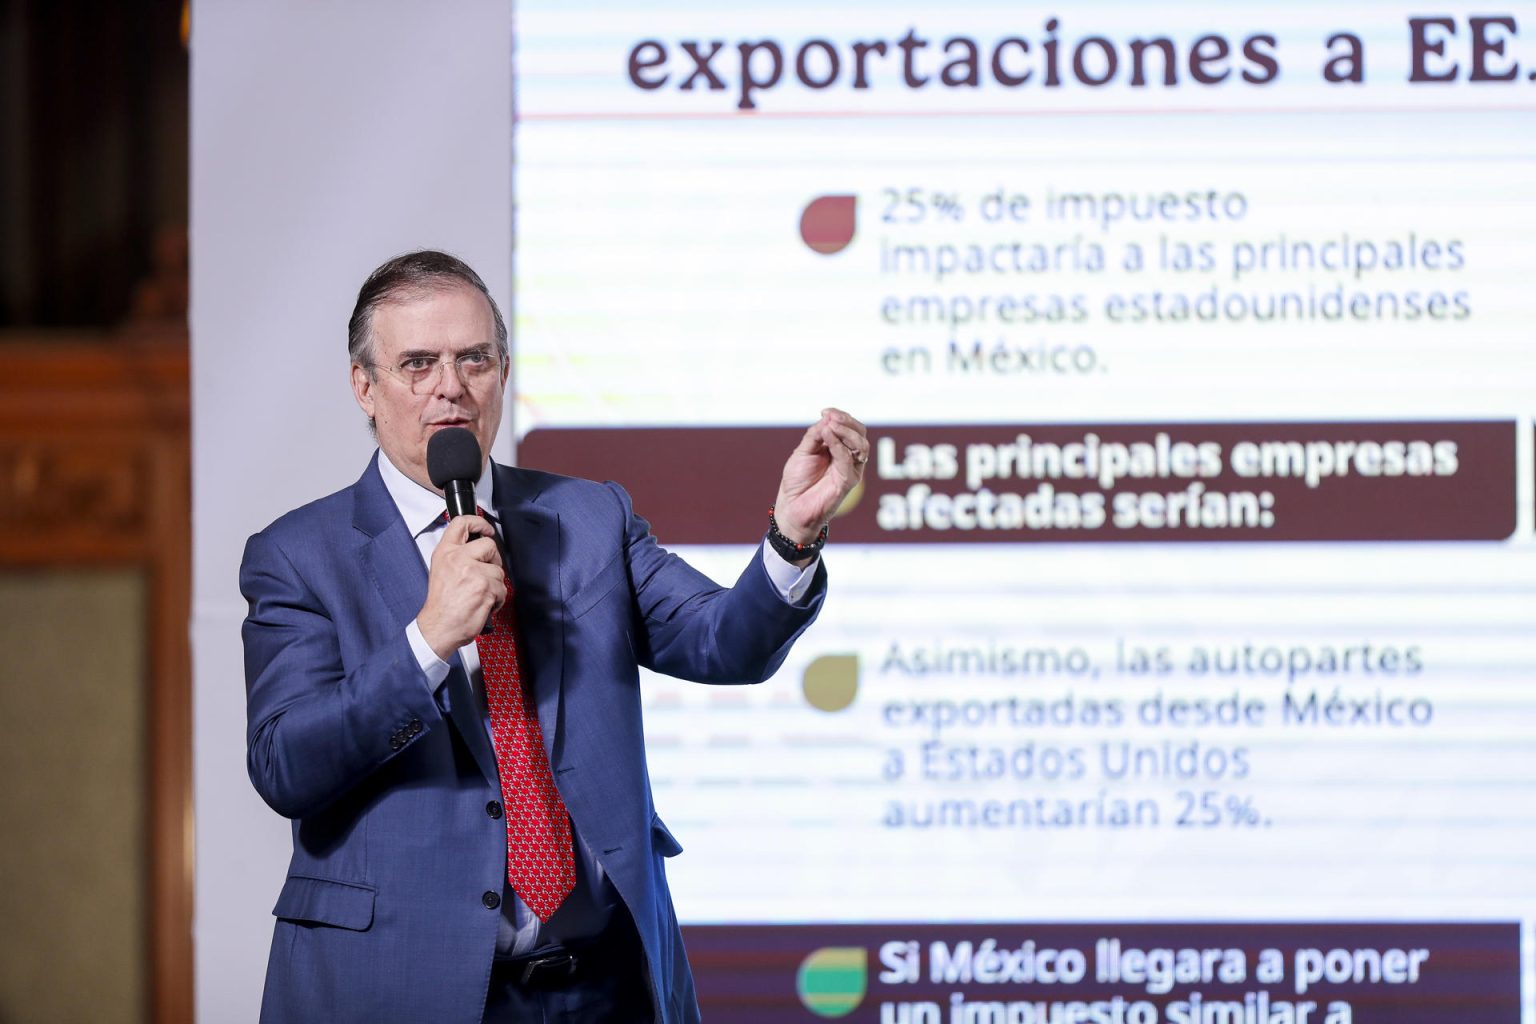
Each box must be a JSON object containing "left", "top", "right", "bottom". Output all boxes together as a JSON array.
[{"left": 517, "top": 421, "right": 1516, "bottom": 544}]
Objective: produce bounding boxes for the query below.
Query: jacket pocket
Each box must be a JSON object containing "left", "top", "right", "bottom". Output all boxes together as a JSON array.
[
  {"left": 272, "top": 874, "right": 376, "bottom": 931},
  {"left": 567, "top": 552, "right": 627, "bottom": 621},
  {"left": 651, "top": 812, "right": 684, "bottom": 858}
]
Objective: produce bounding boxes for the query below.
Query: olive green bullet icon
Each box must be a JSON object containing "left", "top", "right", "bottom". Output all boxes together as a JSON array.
[{"left": 802, "top": 654, "right": 859, "bottom": 712}]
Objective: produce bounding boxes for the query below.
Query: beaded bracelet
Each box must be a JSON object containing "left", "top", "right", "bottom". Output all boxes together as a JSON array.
[{"left": 767, "top": 506, "right": 828, "bottom": 562}]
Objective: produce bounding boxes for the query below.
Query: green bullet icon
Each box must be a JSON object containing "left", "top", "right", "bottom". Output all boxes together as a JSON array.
[{"left": 796, "top": 945, "right": 868, "bottom": 1018}]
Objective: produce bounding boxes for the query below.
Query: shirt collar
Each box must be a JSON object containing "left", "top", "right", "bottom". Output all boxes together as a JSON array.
[{"left": 376, "top": 448, "right": 496, "bottom": 538}]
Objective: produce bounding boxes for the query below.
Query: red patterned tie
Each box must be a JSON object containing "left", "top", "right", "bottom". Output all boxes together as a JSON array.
[{"left": 470, "top": 509, "right": 576, "bottom": 921}]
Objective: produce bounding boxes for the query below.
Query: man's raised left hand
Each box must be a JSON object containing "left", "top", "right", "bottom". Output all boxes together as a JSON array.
[{"left": 772, "top": 408, "right": 869, "bottom": 562}]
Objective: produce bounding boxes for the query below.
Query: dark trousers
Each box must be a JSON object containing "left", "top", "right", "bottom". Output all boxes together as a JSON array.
[{"left": 482, "top": 911, "right": 654, "bottom": 1024}]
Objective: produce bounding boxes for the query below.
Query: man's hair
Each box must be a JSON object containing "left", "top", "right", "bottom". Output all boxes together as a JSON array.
[{"left": 347, "top": 249, "right": 509, "bottom": 370}]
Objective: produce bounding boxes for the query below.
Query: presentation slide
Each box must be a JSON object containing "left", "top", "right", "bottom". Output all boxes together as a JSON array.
[{"left": 512, "top": 3, "right": 1534, "bottom": 1021}]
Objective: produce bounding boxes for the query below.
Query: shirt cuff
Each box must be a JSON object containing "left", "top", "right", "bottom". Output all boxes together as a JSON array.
[
  {"left": 406, "top": 618, "right": 452, "bottom": 690},
  {"left": 761, "top": 538, "right": 818, "bottom": 604}
]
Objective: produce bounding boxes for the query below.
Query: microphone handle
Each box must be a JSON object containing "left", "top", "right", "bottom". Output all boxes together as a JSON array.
[
  {"left": 442, "top": 479, "right": 496, "bottom": 636},
  {"left": 444, "top": 480, "right": 476, "bottom": 519}
]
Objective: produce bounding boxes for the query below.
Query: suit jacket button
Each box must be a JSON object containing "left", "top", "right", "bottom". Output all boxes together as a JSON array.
[
  {"left": 486, "top": 801, "right": 503, "bottom": 819},
  {"left": 482, "top": 890, "right": 501, "bottom": 910},
  {"left": 409, "top": 719, "right": 423, "bottom": 735},
  {"left": 389, "top": 736, "right": 403, "bottom": 751}
]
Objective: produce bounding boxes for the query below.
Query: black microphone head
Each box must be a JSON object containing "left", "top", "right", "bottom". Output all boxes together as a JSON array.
[{"left": 426, "top": 427, "right": 483, "bottom": 489}]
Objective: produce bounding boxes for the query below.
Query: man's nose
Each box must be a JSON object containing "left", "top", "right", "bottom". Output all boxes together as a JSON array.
[{"left": 432, "top": 358, "right": 468, "bottom": 398}]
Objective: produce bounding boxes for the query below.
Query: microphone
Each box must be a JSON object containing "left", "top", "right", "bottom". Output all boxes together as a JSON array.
[
  {"left": 427, "top": 427, "right": 497, "bottom": 636},
  {"left": 426, "top": 427, "right": 482, "bottom": 519}
]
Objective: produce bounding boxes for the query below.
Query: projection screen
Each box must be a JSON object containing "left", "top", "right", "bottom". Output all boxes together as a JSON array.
[{"left": 510, "top": 4, "right": 1534, "bottom": 1022}]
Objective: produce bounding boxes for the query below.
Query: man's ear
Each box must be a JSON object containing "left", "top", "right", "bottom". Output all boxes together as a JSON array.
[{"left": 351, "top": 362, "right": 375, "bottom": 419}]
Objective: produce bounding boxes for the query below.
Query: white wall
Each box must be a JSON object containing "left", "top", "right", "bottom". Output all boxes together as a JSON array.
[{"left": 189, "top": 2, "right": 512, "bottom": 1017}]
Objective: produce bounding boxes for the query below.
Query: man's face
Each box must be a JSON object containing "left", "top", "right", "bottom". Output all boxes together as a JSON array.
[{"left": 350, "top": 283, "right": 508, "bottom": 492}]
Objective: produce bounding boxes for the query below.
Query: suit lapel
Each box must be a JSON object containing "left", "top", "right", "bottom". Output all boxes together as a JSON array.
[
  {"left": 354, "top": 454, "right": 429, "bottom": 628},
  {"left": 439, "top": 660, "right": 501, "bottom": 786},
  {"left": 353, "top": 454, "right": 501, "bottom": 786},
  {"left": 493, "top": 463, "right": 567, "bottom": 766}
]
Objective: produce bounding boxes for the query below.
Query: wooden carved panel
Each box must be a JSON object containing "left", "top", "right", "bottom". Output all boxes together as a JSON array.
[
  {"left": 0, "top": 440, "right": 149, "bottom": 528},
  {"left": 0, "top": 326, "right": 191, "bottom": 1024}
]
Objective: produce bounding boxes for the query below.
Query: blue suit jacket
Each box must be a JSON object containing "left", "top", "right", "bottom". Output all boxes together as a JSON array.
[{"left": 241, "top": 454, "right": 825, "bottom": 1023}]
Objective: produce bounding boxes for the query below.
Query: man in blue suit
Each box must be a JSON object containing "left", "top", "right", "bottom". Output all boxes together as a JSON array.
[{"left": 241, "top": 250, "right": 869, "bottom": 1023}]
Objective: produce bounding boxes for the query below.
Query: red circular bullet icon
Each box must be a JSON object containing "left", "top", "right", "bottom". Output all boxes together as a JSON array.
[{"left": 799, "top": 194, "right": 857, "bottom": 255}]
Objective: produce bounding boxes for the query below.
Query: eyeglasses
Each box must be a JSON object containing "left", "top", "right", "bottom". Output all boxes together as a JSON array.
[{"left": 368, "top": 350, "right": 501, "bottom": 395}]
